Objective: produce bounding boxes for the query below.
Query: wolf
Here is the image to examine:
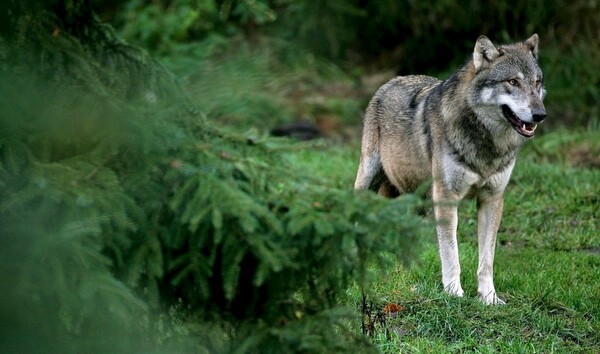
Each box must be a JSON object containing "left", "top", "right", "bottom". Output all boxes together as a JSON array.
[{"left": 354, "top": 34, "right": 546, "bottom": 305}]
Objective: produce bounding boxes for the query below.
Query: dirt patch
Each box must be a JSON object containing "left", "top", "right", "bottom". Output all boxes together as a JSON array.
[
  {"left": 566, "top": 142, "right": 600, "bottom": 169},
  {"left": 583, "top": 247, "right": 600, "bottom": 255}
]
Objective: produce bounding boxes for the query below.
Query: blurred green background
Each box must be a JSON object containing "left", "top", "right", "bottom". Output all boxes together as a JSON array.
[{"left": 96, "top": 0, "right": 600, "bottom": 132}]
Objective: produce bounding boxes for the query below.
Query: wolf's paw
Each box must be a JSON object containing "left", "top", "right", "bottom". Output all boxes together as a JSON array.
[
  {"left": 478, "top": 291, "right": 506, "bottom": 305},
  {"left": 444, "top": 283, "right": 464, "bottom": 298}
]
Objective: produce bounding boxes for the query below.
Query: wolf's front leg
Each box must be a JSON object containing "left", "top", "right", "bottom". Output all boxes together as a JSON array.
[
  {"left": 433, "top": 188, "right": 463, "bottom": 297},
  {"left": 477, "top": 195, "right": 506, "bottom": 305}
]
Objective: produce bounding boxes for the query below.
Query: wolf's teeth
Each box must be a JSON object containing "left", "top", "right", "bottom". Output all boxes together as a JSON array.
[
  {"left": 522, "top": 124, "right": 527, "bottom": 131},
  {"left": 531, "top": 124, "right": 537, "bottom": 131}
]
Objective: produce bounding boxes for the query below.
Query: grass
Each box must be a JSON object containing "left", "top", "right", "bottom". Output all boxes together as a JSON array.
[
  {"left": 360, "top": 246, "right": 599, "bottom": 353},
  {"left": 280, "top": 130, "right": 600, "bottom": 353}
]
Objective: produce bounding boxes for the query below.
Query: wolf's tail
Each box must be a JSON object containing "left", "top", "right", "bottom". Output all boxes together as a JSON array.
[{"left": 354, "top": 100, "right": 385, "bottom": 191}]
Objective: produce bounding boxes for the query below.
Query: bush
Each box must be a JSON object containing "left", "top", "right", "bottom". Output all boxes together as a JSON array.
[{"left": 0, "top": 2, "right": 424, "bottom": 352}]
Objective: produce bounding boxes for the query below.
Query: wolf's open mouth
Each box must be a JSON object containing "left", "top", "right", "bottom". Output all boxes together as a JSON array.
[{"left": 502, "top": 105, "right": 537, "bottom": 138}]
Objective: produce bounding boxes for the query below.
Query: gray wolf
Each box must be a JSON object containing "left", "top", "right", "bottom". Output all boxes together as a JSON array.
[{"left": 354, "top": 34, "right": 546, "bottom": 305}]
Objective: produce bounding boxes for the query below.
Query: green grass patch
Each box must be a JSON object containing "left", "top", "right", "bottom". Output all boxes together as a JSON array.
[
  {"left": 357, "top": 245, "right": 599, "bottom": 353},
  {"left": 281, "top": 130, "right": 600, "bottom": 353},
  {"left": 280, "top": 140, "right": 360, "bottom": 189}
]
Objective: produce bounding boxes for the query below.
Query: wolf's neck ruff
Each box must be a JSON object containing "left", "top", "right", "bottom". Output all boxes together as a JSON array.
[
  {"left": 441, "top": 70, "right": 522, "bottom": 178},
  {"left": 445, "top": 107, "right": 518, "bottom": 178}
]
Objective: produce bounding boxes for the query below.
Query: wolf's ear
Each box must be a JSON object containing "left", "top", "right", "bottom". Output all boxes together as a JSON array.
[
  {"left": 473, "top": 36, "right": 501, "bottom": 72},
  {"left": 524, "top": 33, "right": 539, "bottom": 59}
]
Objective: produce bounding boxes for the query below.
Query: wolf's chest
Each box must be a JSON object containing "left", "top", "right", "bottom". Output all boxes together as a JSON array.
[{"left": 440, "top": 151, "right": 515, "bottom": 199}]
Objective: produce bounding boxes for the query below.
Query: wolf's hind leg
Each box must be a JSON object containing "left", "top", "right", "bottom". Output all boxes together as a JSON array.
[{"left": 378, "top": 179, "right": 400, "bottom": 198}]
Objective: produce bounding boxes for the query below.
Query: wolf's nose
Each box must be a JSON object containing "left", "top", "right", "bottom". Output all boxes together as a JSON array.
[{"left": 532, "top": 109, "right": 547, "bottom": 122}]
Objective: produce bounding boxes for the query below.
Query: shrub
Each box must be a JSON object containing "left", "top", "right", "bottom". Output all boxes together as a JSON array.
[{"left": 0, "top": 2, "right": 424, "bottom": 352}]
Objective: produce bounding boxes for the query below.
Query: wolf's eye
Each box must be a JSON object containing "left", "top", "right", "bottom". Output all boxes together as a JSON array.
[{"left": 508, "top": 79, "right": 518, "bottom": 86}]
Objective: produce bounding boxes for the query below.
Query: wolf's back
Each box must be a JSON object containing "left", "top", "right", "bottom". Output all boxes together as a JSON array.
[
  {"left": 357, "top": 75, "right": 443, "bottom": 193},
  {"left": 366, "top": 75, "right": 442, "bottom": 126},
  {"left": 362, "top": 75, "right": 442, "bottom": 147}
]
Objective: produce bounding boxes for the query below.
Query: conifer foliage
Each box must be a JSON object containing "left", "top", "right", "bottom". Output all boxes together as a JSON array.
[{"left": 0, "top": 1, "right": 423, "bottom": 352}]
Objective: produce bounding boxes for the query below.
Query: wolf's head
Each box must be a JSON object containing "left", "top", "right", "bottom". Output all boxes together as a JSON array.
[{"left": 468, "top": 34, "right": 546, "bottom": 138}]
